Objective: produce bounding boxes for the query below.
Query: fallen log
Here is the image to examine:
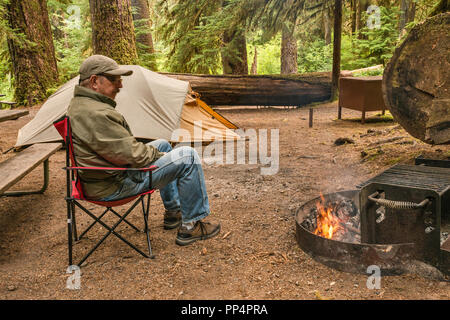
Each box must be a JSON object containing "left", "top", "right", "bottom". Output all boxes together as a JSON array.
[
  {"left": 161, "top": 72, "right": 332, "bottom": 107},
  {"left": 382, "top": 12, "right": 450, "bottom": 145}
]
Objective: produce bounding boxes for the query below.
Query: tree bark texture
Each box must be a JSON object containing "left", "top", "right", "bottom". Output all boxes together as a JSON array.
[
  {"left": 221, "top": 28, "right": 248, "bottom": 75},
  {"left": 351, "top": 0, "right": 357, "bottom": 34},
  {"left": 399, "top": 0, "right": 416, "bottom": 33},
  {"left": 281, "top": 26, "right": 298, "bottom": 74},
  {"left": 90, "top": 0, "right": 138, "bottom": 64},
  {"left": 162, "top": 72, "right": 332, "bottom": 107},
  {"left": 131, "top": 0, "right": 157, "bottom": 70},
  {"left": 250, "top": 47, "right": 258, "bottom": 75},
  {"left": 323, "top": 6, "right": 332, "bottom": 45},
  {"left": 331, "top": 0, "right": 342, "bottom": 100},
  {"left": 357, "top": 0, "right": 369, "bottom": 39},
  {"left": 383, "top": 12, "right": 450, "bottom": 145},
  {"left": 7, "top": 0, "right": 59, "bottom": 107}
]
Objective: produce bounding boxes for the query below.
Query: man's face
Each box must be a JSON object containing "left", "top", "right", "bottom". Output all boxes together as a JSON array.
[{"left": 90, "top": 74, "right": 123, "bottom": 100}]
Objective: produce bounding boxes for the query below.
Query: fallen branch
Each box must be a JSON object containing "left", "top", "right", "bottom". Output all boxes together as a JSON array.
[
  {"left": 367, "top": 136, "right": 406, "bottom": 147},
  {"left": 222, "top": 231, "right": 232, "bottom": 239},
  {"left": 297, "top": 155, "right": 320, "bottom": 159}
]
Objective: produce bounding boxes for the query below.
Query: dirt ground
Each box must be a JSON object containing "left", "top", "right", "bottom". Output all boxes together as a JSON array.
[{"left": 0, "top": 101, "right": 449, "bottom": 300}]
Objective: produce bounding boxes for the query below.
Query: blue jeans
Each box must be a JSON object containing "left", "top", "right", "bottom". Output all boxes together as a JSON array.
[{"left": 100, "top": 139, "right": 210, "bottom": 224}]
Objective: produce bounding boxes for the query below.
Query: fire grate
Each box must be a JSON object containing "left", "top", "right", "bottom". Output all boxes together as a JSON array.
[
  {"left": 357, "top": 164, "right": 450, "bottom": 194},
  {"left": 295, "top": 163, "right": 450, "bottom": 277},
  {"left": 359, "top": 164, "right": 450, "bottom": 274}
]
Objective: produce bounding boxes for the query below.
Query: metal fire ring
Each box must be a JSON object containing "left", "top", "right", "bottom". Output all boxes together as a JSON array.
[{"left": 295, "top": 190, "right": 417, "bottom": 275}]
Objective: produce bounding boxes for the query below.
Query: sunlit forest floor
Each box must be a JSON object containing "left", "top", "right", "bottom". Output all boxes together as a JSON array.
[{"left": 0, "top": 101, "right": 449, "bottom": 299}]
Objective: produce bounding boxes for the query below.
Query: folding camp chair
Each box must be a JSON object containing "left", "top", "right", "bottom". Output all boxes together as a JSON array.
[{"left": 53, "top": 116, "right": 157, "bottom": 267}]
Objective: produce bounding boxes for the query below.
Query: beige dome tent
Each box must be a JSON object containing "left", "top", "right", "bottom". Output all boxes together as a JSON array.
[{"left": 15, "top": 65, "right": 242, "bottom": 147}]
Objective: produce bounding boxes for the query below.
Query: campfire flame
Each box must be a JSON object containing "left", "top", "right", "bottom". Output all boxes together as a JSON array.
[{"left": 313, "top": 193, "right": 341, "bottom": 239}]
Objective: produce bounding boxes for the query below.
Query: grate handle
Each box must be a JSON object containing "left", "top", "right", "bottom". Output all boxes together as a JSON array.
[{"left": 368, "top": 191, "right": 430, "bottom": 210}]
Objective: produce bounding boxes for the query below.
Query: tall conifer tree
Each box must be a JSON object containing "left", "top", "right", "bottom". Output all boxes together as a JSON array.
[
  {"left": 90, "top": 0, "right": 138, "bottom": 64},
  {"left": 6, "top": 0, "right": 59, "bottom": 106}
]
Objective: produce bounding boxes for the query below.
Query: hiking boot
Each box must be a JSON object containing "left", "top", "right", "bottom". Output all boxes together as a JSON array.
[
  {"left": 176, "top": 220, "right": 221, "bottom": 246},
  {"left": 163, "top": 210, "right": 182, "bottom": 230}
]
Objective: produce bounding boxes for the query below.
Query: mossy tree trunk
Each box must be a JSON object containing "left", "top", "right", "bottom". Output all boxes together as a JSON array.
[
  {"left": 6, "top": 0, "right": 59, "bottom": 107},
  {"left": 131, "top": 0, "right": 157, "bottom": 70},
  {"left": 331, "top": 0, "right": 342, "bottom": 100},
  {"left": 281, "top": 25, "right": 298, "bottom": 74},
  {"left": 89, "top": 0, "right": 138, "bottom": 64},
  {"left": 221, "top": 27, "right": 248, "bottom": 75}
]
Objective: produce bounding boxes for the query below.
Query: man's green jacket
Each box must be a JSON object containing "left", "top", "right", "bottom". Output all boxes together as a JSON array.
[{"left": 67, "top": 85, "right": 163, "bottom": 199}]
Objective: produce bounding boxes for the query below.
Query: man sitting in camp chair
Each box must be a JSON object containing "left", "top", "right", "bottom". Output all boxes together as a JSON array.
[{"left": 67, "top": 54, "right": 220, "bottom": 246}]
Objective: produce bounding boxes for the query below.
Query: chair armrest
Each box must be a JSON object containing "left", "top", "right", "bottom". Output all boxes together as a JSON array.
[{"left": 65, "top": 165, "right": 157, "bottom": 172}]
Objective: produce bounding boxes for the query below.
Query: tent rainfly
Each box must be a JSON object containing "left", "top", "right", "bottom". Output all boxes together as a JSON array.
[{"left": 15, "top": 65, "right": 242, "bottom": 147}]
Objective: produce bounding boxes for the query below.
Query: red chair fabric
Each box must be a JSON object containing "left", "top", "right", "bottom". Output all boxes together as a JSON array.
[{"left": 53, "top": 115, "right": 157, "bottom": 266}]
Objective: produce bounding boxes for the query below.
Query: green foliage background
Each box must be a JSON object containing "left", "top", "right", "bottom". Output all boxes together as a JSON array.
[{"left": 0, "top": 0, "right": 444, "bottom": 108}]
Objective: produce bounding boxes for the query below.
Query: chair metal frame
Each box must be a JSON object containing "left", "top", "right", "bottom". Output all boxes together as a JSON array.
[{"left": 53, "top": 116, "right": 157, "bottom": 267}]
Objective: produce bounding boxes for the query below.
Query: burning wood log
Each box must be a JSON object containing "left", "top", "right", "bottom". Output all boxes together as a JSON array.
[
  {"left": 302, "top": 196, "right": 361, "bottom": 244},
  {"left": 383, "top": 12, "right": 450, "bottom": 145},
  {"left": 161, "top": 72, "right": 332, "bottom": 107}
]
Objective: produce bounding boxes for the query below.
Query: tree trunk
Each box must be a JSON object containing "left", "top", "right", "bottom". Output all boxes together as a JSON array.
[
  {"left": 250, "top": 47, "right": 258, "bottom": 75},
  {"left": 89, "top": 0, "right": 138, "bottom": 64},
  {"left": 331, "top": 0, "right": 342, "bottom": 100},
  {"left": 351, "top": 0, "right": 357, "bottom": 34},
  {"left": 6, "top": 0, "right": 59, "bottom": 107},
  {"left": 162, "top": 72, "right": 331, "bottom": 107},
  {"left": 408, "top": 1, "right": 416, "bottom": 24},
  {"left": 131, "top": 0, "right": 157, "bottom": 70},
  {"left": 357, "top": 0, "right": 369, "bottom": 39},
  {"left": 399, "top": 0, "right": 416, "bottom": 33},
  {"left": 221, "top": 28, "right": 248, "bottom": 75},
  {"left": 281, "top": 26, "right": 298, "bottom": 74},
  {"left": 323, "top": 7, "right": 332, "bottom": 45},
  {"left": 383, "top": 12, "right": 450, "bottom": 145}
]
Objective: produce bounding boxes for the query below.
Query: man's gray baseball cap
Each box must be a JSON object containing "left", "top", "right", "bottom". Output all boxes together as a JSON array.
[{"left": 79, "top": 55, "right": 133, "bottom": 81}]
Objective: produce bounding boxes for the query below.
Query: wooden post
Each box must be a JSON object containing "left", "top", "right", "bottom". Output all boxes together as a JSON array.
[
  {"left": 309, "top": 108, "right": 314, "bottom": 128},
  {"left": 331, "top": 0, "right": 342, "bottom": 101}
]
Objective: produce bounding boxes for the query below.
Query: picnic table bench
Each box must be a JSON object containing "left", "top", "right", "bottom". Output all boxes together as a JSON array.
[
  {"left": 0, "top": 143, "right": 61, "bottom": 197},
  {"left": 0, "top": 100, "right": 18, "bottom": 108},
  {"left": 0, "top": 109, "right": 29, "bottom": 123}
]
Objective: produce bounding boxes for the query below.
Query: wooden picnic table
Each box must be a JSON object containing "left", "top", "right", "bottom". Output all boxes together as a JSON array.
[
  {"left": 0, "top": 143, "right": 62, "bottom": 197},
  {"left": 0, "top": 109, "right": 29, "bottom": 123}
]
